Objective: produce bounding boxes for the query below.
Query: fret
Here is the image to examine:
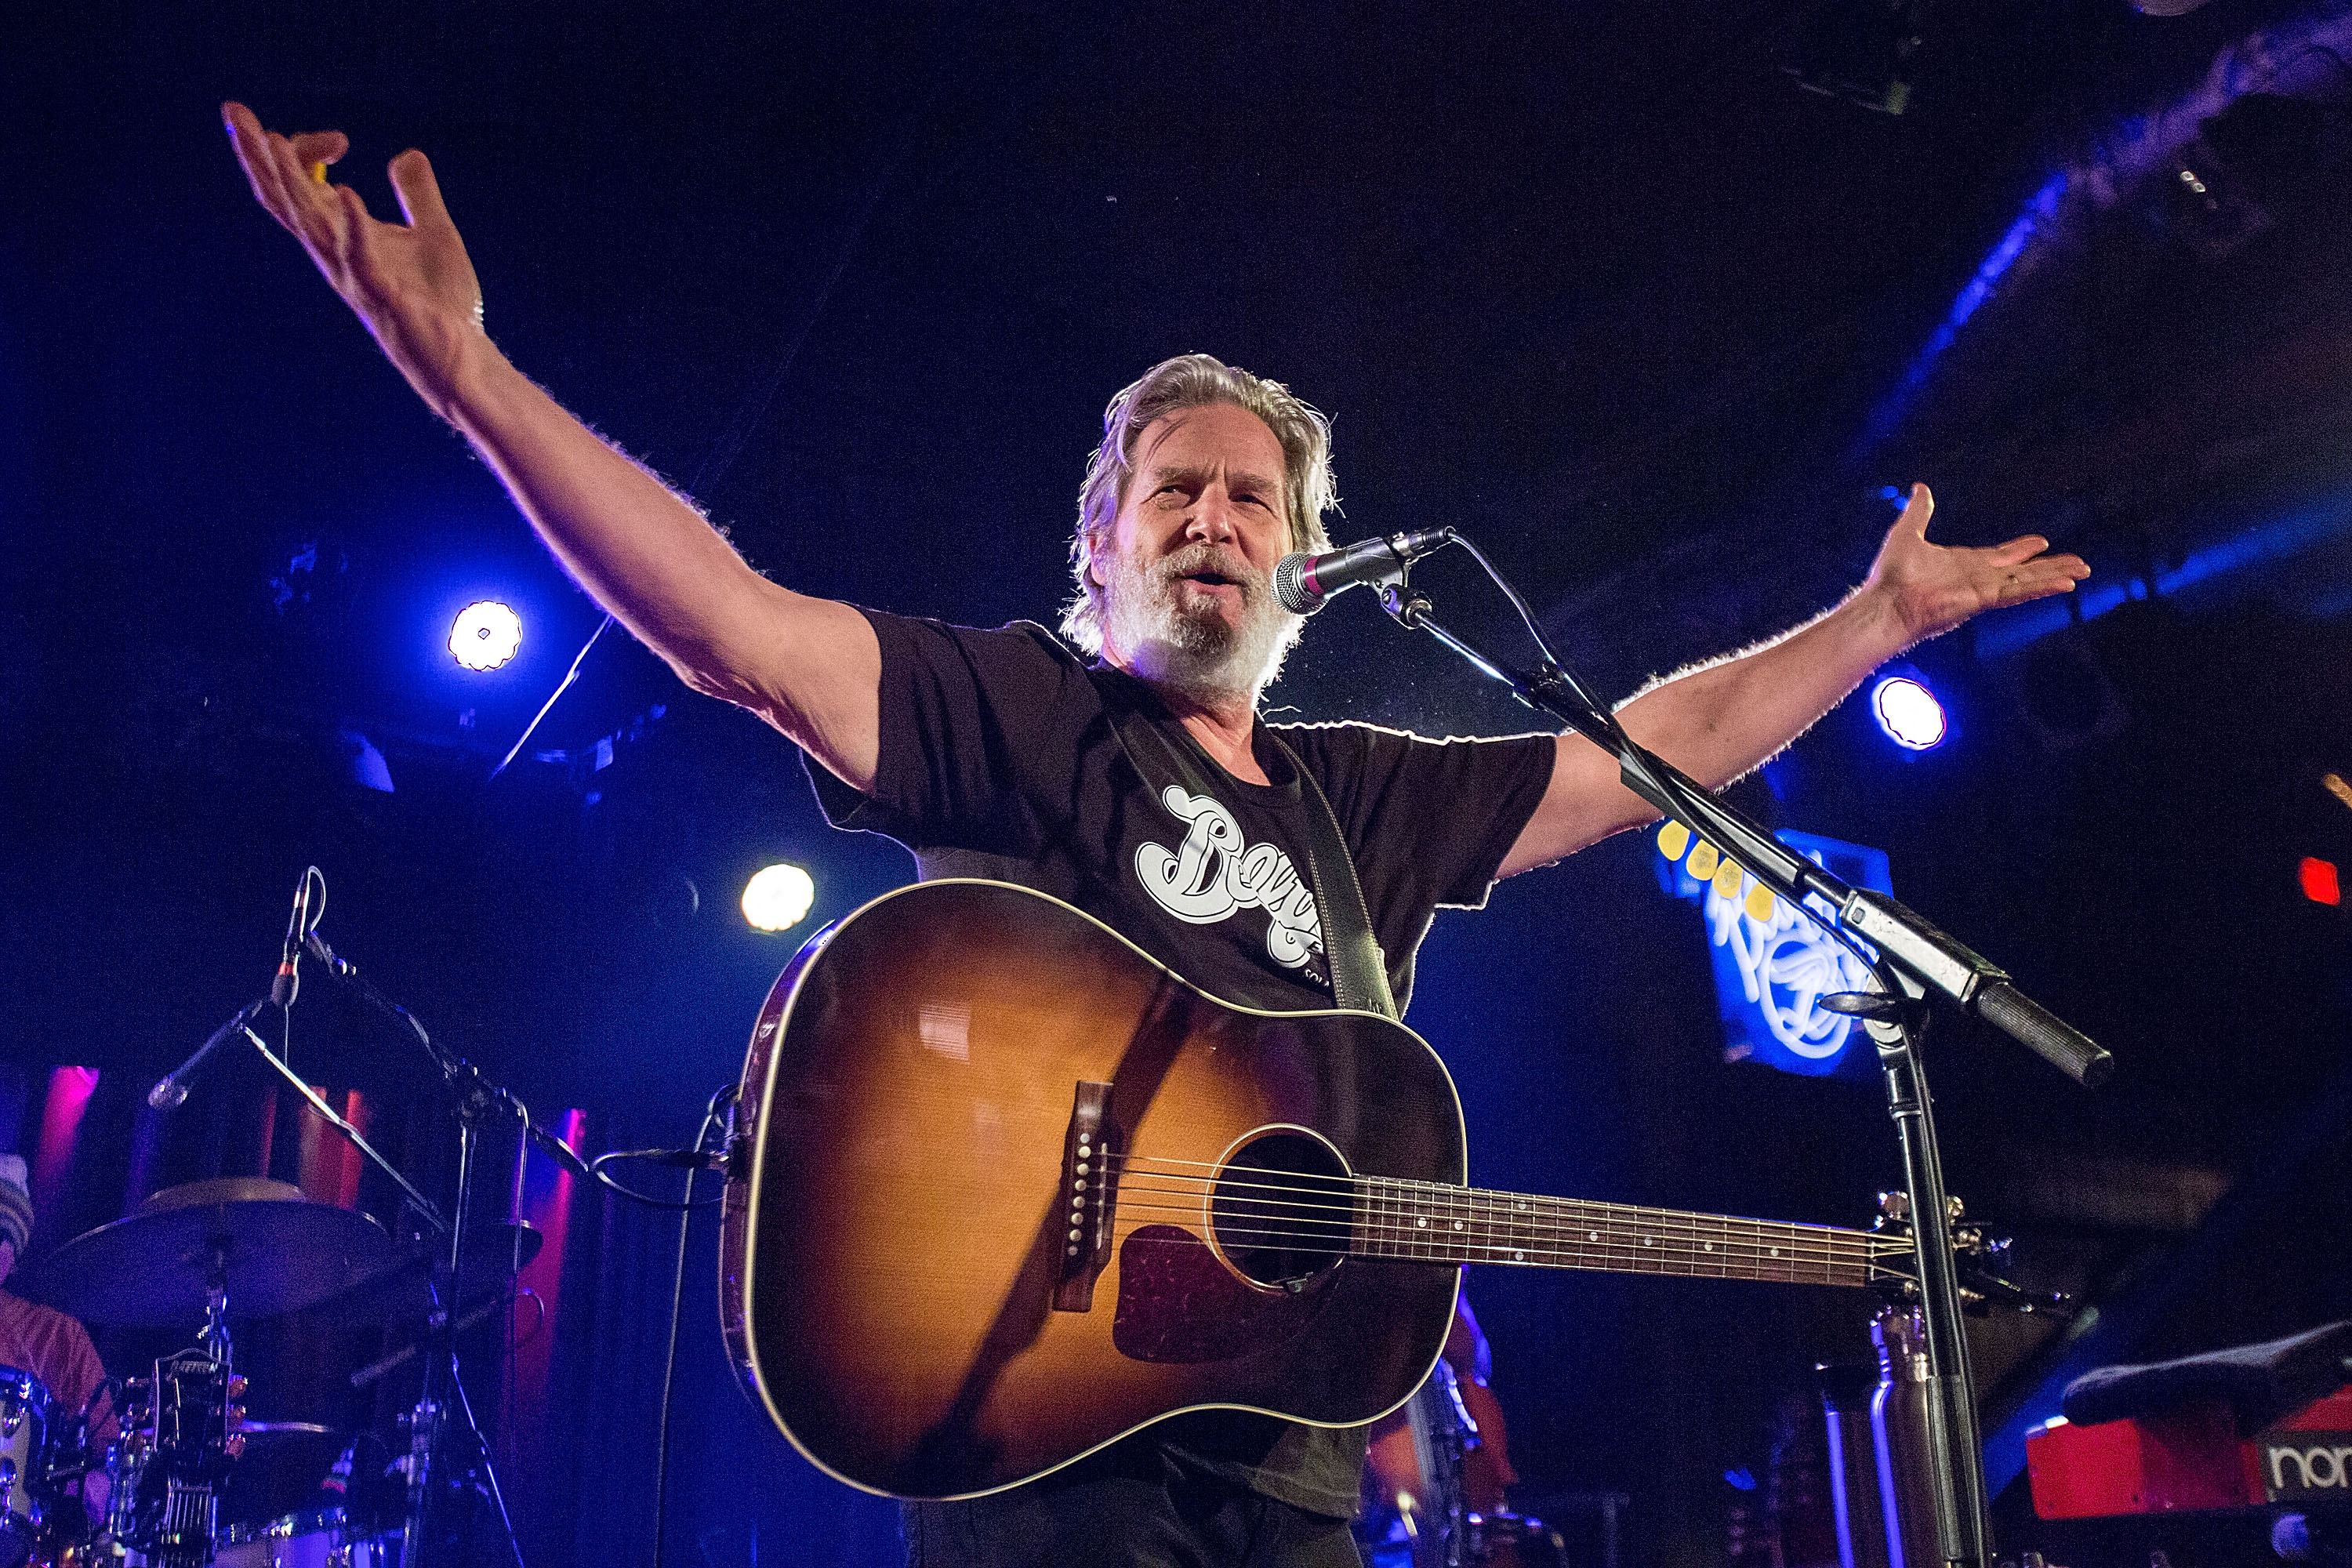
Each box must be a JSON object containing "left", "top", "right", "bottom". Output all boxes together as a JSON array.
[{"left": 1341, "top": 1175, "right": 1888, "bottom": 1286}]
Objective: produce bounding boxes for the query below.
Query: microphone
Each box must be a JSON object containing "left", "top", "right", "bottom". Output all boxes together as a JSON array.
[
  {"left": 270, "top": 872, "right": 314, "bottom": 1008},
  {"left": 1273, "top": 528, "right": 1456, "bottom": 615},
  {"left": 150, "top": 998, "right": 267, "bottom": 1109}
]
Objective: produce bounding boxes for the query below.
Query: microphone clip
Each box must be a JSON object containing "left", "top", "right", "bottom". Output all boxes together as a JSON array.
[{"left": 1273, "top": 527, "right": 1457, "bottom": 616}]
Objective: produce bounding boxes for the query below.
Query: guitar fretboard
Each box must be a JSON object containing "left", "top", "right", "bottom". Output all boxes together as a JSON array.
[{"left": 1349, "top": 1175, "right": 1904, "bottom": 1287}]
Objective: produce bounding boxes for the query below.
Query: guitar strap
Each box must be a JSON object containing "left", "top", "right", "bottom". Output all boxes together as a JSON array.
[
  {"left": 1261, "top": 729, "right": 1399, "bottom": 1022},
  {"left": 1102, "top": 682, "right": 1397, "bottom": 1021}
]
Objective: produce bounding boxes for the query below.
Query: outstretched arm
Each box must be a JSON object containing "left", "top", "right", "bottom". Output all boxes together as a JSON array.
[
  {"left": 221, "top": 103, "right": 881, "bottom": 789},
  {"left": 1497, "top": 484, "right": 2088, "bottom": 877}
]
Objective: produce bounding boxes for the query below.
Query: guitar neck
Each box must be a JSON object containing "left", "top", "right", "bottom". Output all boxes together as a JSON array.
[{"left": 1350, "top": 1175, "right": 1906, "bottom": 1287}]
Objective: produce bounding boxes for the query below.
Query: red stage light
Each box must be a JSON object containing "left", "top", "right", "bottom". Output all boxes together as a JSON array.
[{"left": 2300, "top": 856, "right": 2341, "bottom": 906}]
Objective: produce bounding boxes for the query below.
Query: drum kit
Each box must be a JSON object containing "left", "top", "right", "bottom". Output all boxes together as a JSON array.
[{"left": 6, "top": 1178, "right": 538, "bottom": 1568}]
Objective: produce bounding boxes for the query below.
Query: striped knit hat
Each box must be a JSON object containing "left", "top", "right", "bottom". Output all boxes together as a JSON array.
[{"left": 0, "top": 1156, "right": 31, "bottom": 1255}]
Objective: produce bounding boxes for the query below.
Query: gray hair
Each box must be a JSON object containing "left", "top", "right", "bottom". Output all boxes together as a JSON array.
[{"left": 1060, "top": 354, "right": 1337, "bottom": 655}]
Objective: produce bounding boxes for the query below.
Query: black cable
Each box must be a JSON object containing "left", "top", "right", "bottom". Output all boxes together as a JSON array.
[
  {"left": 1450, "top": 534, "right": 1555, "bottom": 666},
  {"left": 648, "top": 1086, "right": 731, "bottom": 1568},
  {"left": 589, "top": 1150, "right": 724, "bottom": 1210},
  {"left": 507, "top": 1286, "right": 548, "bottom": 1350},
  {"left": 649, "top": 1174, "right": 694, "bottom": 1568}
]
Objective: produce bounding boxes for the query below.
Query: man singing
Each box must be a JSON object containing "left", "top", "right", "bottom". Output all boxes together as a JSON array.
[{"left": 222, "top": 103, "right": 2085, "bottom": 1567}]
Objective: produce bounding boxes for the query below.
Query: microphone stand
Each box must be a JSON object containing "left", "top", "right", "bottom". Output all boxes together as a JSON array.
[
  {"left": 300, "top": 935, "right": 543, "bottom": 1568},
  {"left": 1367, "top": 558, "right": 2112, "bottom": 1568},
  {"left": 228, "top": 1015, "right": 447, "bottom": 1238}
]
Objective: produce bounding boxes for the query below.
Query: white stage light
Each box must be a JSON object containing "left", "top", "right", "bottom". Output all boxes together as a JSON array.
[
  {"left": 742, "top": 863, "right": 816, "bottom": 932},
  {"left": 1872, "top": 676, "right": 1947, "bottom": 750},
  {"left": 450, "top": 601, "right": 522, "bottom": 671}
]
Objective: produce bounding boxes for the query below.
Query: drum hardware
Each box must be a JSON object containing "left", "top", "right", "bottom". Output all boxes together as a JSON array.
[
  {"left": 34, "top": 1181, "right": 396, "bottom": 1568},
  {"left": 212, "top": 1504, "right": 386, "bottom": 1568},
  {"left": 349, "top": 1290, "right": 520, "bottom": 1393},
  {"left": 50, "top": 891, "right": 579, "bottom": 1568},
  {"left": 146, "top": 1348, "right": 237, "bottom": 1568},
  {"left": 116, "top": 1258, "right": 245, "bottom": 1568},
  {"left": 0, "top": 1367, "right": 54, "bottom": 1568}
]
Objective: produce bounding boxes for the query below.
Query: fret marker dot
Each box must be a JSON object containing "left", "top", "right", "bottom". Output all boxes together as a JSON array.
[
  {"left": 1514, "top": 1250, "right": 1524, "bottom": 1261},
  {"left": 1589, "top": 1230, "right": 1599, "bottom": 1241},
  {"left": 1704, "top": 1243, "right": 1714, "bottom": 1251},
  {"left": 1769, "top": 1247, "right": 1780, "bottom": 1257},
  {"left": 1642, "top": 1236, "right": 1653, "bottom": 1247},
  {"left": 1417, "top": 1217, "right": 1428, "bottom": 1228},
  {"left": 1453, "top": 1220, "right": 1465, "bottom": 1230}
]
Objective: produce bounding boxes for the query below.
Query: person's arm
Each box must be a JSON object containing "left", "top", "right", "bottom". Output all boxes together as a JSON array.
[
  {"left": 1497, "top": 484, "right": 2089, "bottom": 877},
  {"left": 221, "top": 103, "right": 880, "bottom": 789}
]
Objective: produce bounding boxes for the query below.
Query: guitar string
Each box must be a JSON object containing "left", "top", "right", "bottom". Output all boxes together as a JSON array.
[
  {"left": 1094, "top": 1162, "right": 1897, "bottom": 1267},
  {"left": 1094, "top": 1207, "right": 1882, "bottom": 1279},
  {"left": 1096, "top": 1175, "right": 1891, "bottom": 1260},
  {"left": 1035, "top": 1142, "right": 1897, "bottom": 1272},
  {"left": 1101, "top": 1151, "right": 1896, "bottom": 1257},
  {"left": 1102, "top": 1207, "right": 1885, "bottom": 1276},
  {"left": 1105, "top": 1184, "right": 1886, "bottom": 1261},
  {"left": 1106, "top": 1196, "right": 1865, "bottom": 1259},
  {"left": 1108, "top": 1177, "right": 1883, "bottom": 1259},
  {"left": 1094, "top": 1177, "right": 1897, "bottom": 1270}
]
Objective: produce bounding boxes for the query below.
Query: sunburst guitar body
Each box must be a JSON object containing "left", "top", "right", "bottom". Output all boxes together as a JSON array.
[{"left": 718, "top": 879, "right": 1904, "bottom": 1501}]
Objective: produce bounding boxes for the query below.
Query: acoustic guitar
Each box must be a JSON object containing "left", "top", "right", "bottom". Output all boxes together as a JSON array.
[{"left": 718, "top": 879, "right": 1910, "bottom": 1501}]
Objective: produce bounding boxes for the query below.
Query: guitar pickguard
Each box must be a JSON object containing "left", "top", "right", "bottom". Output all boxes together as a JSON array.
[{"left": 1112, "top": 1224, "right": 1332, "bottom": 1363}]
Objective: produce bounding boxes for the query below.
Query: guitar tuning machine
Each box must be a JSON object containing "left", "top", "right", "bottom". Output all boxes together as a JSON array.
[{"left": 1873, "top": 1191, "right": 1966, "bottom": 1229}]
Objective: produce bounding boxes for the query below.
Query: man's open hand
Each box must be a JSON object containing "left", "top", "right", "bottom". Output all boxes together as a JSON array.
[
  {"left": 1865, "top": 483, "right": 2090, "bottom": 647},
  {"left": 223, "top": 101, "right": 485, "bottom": 411}
]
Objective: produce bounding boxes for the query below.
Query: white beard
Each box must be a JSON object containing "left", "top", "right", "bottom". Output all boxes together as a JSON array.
[{"left": 1099, "top": 540, "right": 1302, "bottom": 709}]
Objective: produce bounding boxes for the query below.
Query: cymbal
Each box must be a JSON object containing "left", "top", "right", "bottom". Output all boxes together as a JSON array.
[{"left": 31, "top": 1178, "right": 398, "bottom": 1327}]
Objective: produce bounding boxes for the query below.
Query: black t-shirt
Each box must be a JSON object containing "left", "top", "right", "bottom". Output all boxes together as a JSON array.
[{"left": 808, "top": 609, "right": 1555, "bottom": 1515}]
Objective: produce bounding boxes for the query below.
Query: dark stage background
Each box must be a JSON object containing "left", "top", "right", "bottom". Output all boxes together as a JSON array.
[{"left": 8, "top": 5, "right": 2352, "bottom": 1566}]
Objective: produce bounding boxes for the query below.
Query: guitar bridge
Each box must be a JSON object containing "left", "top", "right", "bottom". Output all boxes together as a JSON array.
[{"left": 1053, "top": 1080, "right": 1120, "bottom": 1312}]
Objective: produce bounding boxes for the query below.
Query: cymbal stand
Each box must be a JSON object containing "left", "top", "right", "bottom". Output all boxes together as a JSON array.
[
  {"left": 1370, "top": 542, "right": 2112, "bottom": 1568},
  {"left": 200, "top": 1248, "right": 232, "bottom": 1369}
]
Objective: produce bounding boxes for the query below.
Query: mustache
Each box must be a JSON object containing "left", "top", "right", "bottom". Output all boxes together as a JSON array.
[{"left": 1154, "top": 543, "right": 1268, "bottom": 597}]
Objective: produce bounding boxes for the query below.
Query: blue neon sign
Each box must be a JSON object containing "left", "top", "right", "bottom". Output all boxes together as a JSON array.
[{"left": 1653, "top": 827, "right": 1893, "bottom": 1076}]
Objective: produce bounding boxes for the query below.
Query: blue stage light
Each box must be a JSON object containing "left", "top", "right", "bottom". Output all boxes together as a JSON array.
[
  {"left": 450, "top": 601, "right": 522, "bottom": 671},
  {"left": 1872, "top": 675, "right": 1947, "bottom": 750},
  {"left": 742, "top": 863, "right": 817, "bottom": 932}
]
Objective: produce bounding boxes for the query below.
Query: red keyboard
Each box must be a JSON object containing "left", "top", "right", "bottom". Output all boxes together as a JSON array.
[{"left": 2027, "top": 1385, "right": 2352, "bottom": 1518}]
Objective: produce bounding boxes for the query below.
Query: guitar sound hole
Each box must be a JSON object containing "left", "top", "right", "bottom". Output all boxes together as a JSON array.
[{"left": 1210, "top": 1130, "right": 1350, "bottom": 1290}]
